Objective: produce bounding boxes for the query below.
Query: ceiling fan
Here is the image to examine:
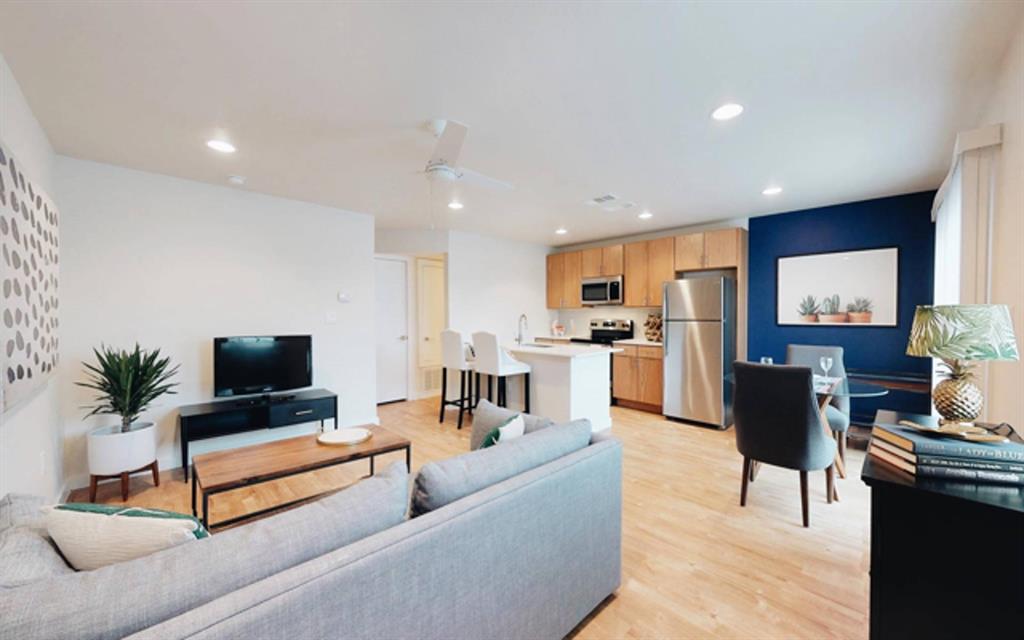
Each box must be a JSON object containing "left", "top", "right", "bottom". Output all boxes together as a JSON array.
[{"left": 422, "top": 119, "right": 512, "bottom": 191}]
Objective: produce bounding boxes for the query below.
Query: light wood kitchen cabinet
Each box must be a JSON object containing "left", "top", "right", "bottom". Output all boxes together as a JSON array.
[
  {"left": 612, "top": 354, "right": 637, "bottom": 402},
  {"left": 612, "top": 341, "right": 663, "bottom": 411},
  {"left": 581, "top": 244, "right": 624, "bottom": 278},
  {"left": 646, "top": 237, "right": 674, "bottom": 308},
  {"left": 674, "top": 228, "right": 744, "bottom": 271},
  {"left": 704, "top": 228, "right": 742, "bottom": 268},
  {"left": 546, "top": 251, "right": 583, "bottom": 309},
  {"left": 636, "top": 357, "right": 663, "bottom": 406},
  {"left": 674, "top": 232, "right": 705, "bottom": 271},
  {"left": 624, "top": 238, "right": 673, "bottom": 307},
  {"left": 623, "top": 242, "right": 648, "bottom": 307}
]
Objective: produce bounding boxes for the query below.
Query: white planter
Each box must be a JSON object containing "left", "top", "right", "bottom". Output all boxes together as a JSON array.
[{"left": 87, "top": 422, "right": 157, "bottom": 476}]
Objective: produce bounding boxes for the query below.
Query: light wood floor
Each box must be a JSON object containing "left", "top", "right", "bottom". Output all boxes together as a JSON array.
[{"left": 70, "top": 398, "right": 870, "bottom": 639}]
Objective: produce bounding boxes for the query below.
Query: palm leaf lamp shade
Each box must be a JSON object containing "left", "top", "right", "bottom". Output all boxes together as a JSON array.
[{"left": 906, "top": 305, "right": 1019, "bottom": 423}]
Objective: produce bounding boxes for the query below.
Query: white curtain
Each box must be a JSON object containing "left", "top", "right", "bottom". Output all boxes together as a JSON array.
[{"left": 931, "top": 126, "right": 1002, "bottom": 417}]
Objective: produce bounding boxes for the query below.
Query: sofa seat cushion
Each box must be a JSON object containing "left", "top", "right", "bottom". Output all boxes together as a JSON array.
[
  {"left": 0, "top": 462, "right": 409, "bottom": 640},
  {"left": 0, "top": 525, "right": 74, "bottom": 589},
  {"left": 412, "top": 419, "right": 592, "bottom": 516},
  {"left": 470, "top": 399, "right": 554, "bottom": 450}
]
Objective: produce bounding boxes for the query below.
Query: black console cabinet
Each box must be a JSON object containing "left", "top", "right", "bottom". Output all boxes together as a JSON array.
[
  {"left": 862, "top": 411, "right": 1024, "bottom": 639},
  {"left": 178, "top": 388, "right": 338, "bottom": 479}
]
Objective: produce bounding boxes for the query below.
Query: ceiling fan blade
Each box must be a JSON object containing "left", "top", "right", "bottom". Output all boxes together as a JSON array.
[
  {"left": 429, "top": 120, "right": 468, "bottom": 167},
  {"left": 457, "top": 167, "right": 513, "bottom": 191}
]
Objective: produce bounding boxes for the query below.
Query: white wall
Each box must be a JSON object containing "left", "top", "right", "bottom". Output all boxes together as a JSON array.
[
  {"left": 447, "top": 230, "right": 550, "bottom": 345},
  {"left": 980, "top": 17, "right": 1024, "bottom": 429},
  {"left": 56, "top": 157, "right": 377, "bottom": 489},
  {"left": 0, "top": 53, "right": 63, "bottom": 500}
]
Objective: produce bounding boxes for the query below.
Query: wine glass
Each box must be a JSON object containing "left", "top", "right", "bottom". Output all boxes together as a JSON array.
[{"left": 819, "top": 356, "right": 834, "bottom": 378}]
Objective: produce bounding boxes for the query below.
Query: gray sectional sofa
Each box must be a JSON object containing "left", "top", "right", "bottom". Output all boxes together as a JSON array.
[{"left": 0, "top": 402, "right": 623, "bottom": 640}]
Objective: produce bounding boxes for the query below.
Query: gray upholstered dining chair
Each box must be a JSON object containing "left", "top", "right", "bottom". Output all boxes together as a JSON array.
[
  {"left": 733, "top": 361, "right": 837, "bottom": 527},
  {"left": 786, "top": 344, "right": 850, "bottom": 466}
]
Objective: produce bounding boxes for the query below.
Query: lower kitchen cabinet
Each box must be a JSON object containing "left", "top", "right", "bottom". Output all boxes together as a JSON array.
[{"left": 612, "top": 343, "right": 663, "bottom": 412}]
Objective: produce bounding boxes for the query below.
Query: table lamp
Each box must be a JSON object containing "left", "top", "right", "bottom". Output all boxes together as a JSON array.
[{"left": 906, "top": 304, "right": 1019, "bottom": 424}]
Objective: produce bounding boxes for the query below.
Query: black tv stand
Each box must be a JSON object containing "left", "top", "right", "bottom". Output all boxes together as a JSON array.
[
  {"left": 230, "top": 393, "right": 298, "bottom": 408},
  {"left": 178, "top": 388, "right": 338, "bottom": 481}
]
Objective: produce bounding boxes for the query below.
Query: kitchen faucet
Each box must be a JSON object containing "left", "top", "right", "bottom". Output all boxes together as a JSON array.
[{"left": 516, "top": 314, "right": 528, "bottom": 345}]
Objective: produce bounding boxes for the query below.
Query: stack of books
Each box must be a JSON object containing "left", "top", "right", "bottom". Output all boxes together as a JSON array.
[{"left": 870, "top": 421, "right": 1024, "bottom": 486}]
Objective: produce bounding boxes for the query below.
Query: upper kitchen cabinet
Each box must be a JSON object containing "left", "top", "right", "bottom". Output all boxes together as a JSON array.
[
  {"left": 581, "top": 244, "right": 623, "bottom": 277},
  {"left": 546, "top": 251, "right": 583, "bottom": 309},
  {"left": 674, "top": 233, "right": 705, "bottom": 271},
  {"left": 624, "top": 238, "right": 673, "bottom": 307},
  {"left": 704, "top": 228, "right": 743, "bottom": 268},
  {"left": 674, "top": 228, "right": 745, "bottom": 271}
]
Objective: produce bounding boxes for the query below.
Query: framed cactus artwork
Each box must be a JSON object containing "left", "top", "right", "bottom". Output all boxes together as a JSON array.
[{"left": 776, "top": 247, "right": 898, "bottom": 327}]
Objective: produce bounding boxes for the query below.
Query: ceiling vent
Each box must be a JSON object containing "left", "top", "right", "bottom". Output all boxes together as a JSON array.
[{"left": 586, "top": 194, "right": 636, "bottom": 212}]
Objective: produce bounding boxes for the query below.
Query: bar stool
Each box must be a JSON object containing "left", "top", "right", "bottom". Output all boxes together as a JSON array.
[
  {"left": 440, "top": 329, "right": 475, "bottom": 429},
  {"left": 471, "top": 332, "right": 531, "bottom": 412}
]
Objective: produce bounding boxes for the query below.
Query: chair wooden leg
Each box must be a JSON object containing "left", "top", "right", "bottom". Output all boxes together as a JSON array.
[
  {"left": 438, "top": 368, "right": 447, "bottom": 423},
  {"left": 749, "top": 460, "right": 760, "bottom": 482},
  {"left": 524, "top": 373, "right": 530, "bottom": 413},
  {"left": 487, "top": 375, "right": 493, "bottom": 402},
  {"left": 799, "top": 471, "right": 809, "bottom": 527},
  {"left": 457, "top": 371, "right": 466, "bottom": 430},
  {"left": 740, "top": 456, "right": 751, "bottom": 506},
  {"left": 837, "top": 432, "right": 847, "bottom": 478},
  {"left": 88, "top": 475, "right": 98, "bottom": 502},
  {"left": 474, "top": 373, "right": 481, "bottom": 408},
  {"left": 826, "top": 464, "right": 834, "bottom": 504},
  {"left": 151, "top": 460, "right": 160, "bottom": 487},
  {"left": 120, "top": 472, "right": 130, "bottom": 502}
]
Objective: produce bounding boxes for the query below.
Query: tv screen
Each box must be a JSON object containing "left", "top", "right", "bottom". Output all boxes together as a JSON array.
[{"left": 213, "top": 335, "right": 312, "bottom": 397}]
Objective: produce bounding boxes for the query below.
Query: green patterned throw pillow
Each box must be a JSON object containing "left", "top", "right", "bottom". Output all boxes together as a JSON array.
[{"left": 480, "top": 413, "right": 526, "bottom": 448}]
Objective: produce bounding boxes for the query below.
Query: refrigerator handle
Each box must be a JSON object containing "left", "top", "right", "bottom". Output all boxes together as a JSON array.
[{"left": 662, "top": 283, "right": 669, "bottom": 356}]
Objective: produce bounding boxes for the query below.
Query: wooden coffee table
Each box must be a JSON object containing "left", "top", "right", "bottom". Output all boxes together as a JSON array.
[{"left": 191, "top": 426, "right": 411, "bottom": 529}]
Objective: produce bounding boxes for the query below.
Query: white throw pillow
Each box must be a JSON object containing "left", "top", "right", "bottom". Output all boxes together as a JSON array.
[
  {"left": 497, "top": 414, "right": 526, "bottom": 442},
  {"left": 46, "top": 506, "right": 206, "bottom": 570}
]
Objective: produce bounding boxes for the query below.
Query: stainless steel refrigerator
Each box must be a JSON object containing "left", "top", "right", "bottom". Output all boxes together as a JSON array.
[{"left": 662, "top": 276, "right": 736, "bottom": 428}]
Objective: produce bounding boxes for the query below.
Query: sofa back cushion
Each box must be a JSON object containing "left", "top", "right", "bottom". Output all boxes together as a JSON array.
[
  {"left": 0, "top": 462, "right": 409, "bottom": 640},
  {"left": 412, "top": 419, "right": 592, "bottom": 516},
  {"left": 470, "top": 399, "right": 554, "bottom": 450}
]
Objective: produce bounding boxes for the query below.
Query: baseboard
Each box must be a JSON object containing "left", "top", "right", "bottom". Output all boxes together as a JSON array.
[{"left": 614, "top": 399, "right": 663, "bottom": 414}]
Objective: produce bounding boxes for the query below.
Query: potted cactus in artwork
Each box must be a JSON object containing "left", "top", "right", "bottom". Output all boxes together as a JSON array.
[
  {"left": 819, "top": 294, "right": 848, "bottom": 323},
  {"left": 797, "top": 295, "right": 820, "bottom": 323},
  {"left": 847, "top": 297, "right": 874, "bottom": 323}
]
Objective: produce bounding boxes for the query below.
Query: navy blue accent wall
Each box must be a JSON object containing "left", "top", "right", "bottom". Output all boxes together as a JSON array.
[{"left": 748, "top": 190, "right": 936, "bottom": 377}]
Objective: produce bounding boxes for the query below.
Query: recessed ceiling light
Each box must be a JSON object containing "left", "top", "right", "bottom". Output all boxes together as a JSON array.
[
  {"left": 206, "top": 139, "right": 236, "bottom": 153},
  {"left": 228, "top": 175, "right": 247, "bottom": 186},
  {"left": 762, "top": 185, "right": 783, "bottom": 196},
  {"left": 447, "top": 201, "right": 464, "bottom": 210},
  {"left": 555, "top": 227, "right": 568, "bottom": 235},
  {"left": 711, "top": 103, "right": 744, "bottom": 121},
  {"left": 638, "top": 211, "right": 653, "bottom": 220}
]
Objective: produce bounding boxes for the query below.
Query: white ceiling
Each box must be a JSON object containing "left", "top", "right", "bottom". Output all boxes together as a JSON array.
[{"left": 0, "top": 2, "right": 1020, "bottom": 246}]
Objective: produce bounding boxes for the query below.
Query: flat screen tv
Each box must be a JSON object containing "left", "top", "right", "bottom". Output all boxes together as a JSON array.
[{"left": 213, "top": 335, "right": 312, "bottom": 397}]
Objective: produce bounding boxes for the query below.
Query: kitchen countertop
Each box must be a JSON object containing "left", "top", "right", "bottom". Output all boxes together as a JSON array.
[
  {"left": 506, "top": 343, "right": 623, "bottom": 358},
  {"left": 612, "top": 338, "right": 663, "bottom": 346}
]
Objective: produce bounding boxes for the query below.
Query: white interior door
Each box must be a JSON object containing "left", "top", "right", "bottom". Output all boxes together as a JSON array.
[
  {"left": 417, "top": 258, "right": 446, "bottom": 368},
  {"left": 375, "top": 258, "right": 408, "bottom": 404}
]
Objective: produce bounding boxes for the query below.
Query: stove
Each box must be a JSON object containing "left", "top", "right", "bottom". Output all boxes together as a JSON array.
[{"left": 570, "top": 319, "right": 634, "bottom": 346}]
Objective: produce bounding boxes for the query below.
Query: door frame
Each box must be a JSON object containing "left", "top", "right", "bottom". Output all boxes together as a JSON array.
[{"left": 374, "top": 255, "right": 412, "bottom": 405}]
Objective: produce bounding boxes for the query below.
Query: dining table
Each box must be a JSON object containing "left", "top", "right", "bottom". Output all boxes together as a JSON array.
[{"left": 726, "top": 371, "right": 889, "bottom": 501}]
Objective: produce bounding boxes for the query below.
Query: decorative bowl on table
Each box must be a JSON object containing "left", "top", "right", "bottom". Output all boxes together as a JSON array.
[{"left": 318, "top": 428, "right": 372, "bottom": 446}]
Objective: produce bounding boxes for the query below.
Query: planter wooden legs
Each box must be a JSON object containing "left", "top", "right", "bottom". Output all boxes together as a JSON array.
[{"left": 88, "top": 460, "right": 159, "bottom": 502}]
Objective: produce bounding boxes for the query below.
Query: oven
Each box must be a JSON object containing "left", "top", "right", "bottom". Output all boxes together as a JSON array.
[{"left": 581, "top": 276, "right": 623, "bottom": 306}]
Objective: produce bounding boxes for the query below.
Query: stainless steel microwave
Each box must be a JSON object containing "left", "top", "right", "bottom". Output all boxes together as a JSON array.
[{"left": 581, "top": 276, "right": 623, "bottom": 305}]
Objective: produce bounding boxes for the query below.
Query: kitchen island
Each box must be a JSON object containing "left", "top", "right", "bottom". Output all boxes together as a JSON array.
[{"left": 505, "top": 343, "right": 620, "bottom": 431}]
